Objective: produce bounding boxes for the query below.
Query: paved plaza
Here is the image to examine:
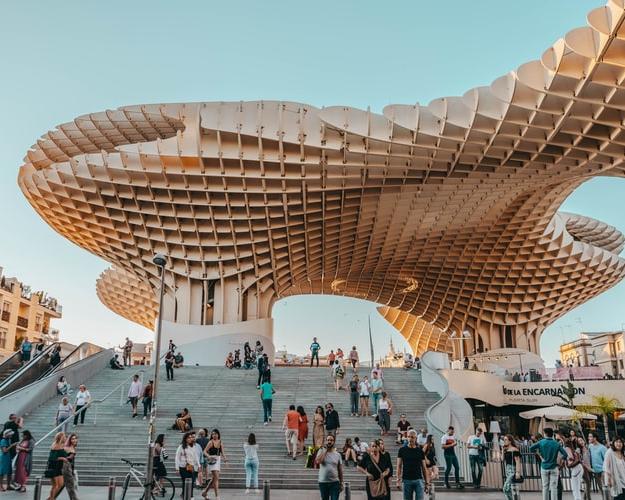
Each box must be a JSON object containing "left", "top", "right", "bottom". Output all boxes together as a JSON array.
[{"left": 4, "top": 486, "right": 581, "bottom": 499}]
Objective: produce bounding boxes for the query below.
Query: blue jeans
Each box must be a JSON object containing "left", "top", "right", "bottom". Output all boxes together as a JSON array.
[
  {"left": 318, "top": 481, "right": 340, "bottom": 500},
  {"left": 469, "top": 454, "right": 484, "bottom": 486},
  {"left": 540, "top": 468, "right": 558, "bottom": 500},
  {"left": 402, "top": 478, "right": 425, "bottom": 500},
  {"left": 245, "top": 458, "right": 259, "bottom": 489},
  {"left": 372, "top": 392, "right": 381, "bottom": 412},
  {"left": 262, "top": 398, "right": 272, "bottom": 422},
  {"left": 444, "top": 453, "right": 460, "bottom": 485}
]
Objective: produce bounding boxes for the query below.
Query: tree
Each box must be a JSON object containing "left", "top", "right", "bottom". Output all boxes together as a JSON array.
[
  {"left": 556, "top": 381, "right": 577, "bottom": 408},
  {"left": 577, "top": 395, "right": 621, "bottom": 444}
]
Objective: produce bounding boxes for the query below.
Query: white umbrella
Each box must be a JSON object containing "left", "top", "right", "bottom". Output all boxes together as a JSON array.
[{"left": 519, "top": 406, "right": 597, "bottom": 421}]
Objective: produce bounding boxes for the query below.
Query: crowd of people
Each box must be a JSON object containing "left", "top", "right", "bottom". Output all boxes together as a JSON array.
[{"left": 225, "top": 340, "right": 265, "bottom": 371}]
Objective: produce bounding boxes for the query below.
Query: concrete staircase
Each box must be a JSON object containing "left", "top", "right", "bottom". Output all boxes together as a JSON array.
[{"left": 24, "top": 365, "right": 438, "bottom": 490}]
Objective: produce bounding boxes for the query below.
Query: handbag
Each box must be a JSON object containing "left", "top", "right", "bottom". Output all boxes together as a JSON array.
[{"left": 367, "top": 456, "right": 388, "bottom": 498}]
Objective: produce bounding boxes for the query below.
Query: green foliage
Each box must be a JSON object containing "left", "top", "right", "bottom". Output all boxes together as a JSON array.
[{"left": 556, "top": 381, "right": 577, "bottom": 409}]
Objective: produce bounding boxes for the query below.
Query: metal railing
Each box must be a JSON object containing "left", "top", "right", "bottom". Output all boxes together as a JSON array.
[
  {"left": 0, "top": 342, "right": 61, "bottom": 397},
  {"left": 35, "top": 368, "right": 145, "bottom": 446}
]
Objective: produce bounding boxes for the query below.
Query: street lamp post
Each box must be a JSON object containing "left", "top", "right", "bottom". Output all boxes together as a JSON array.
[{"left": 144, "top": 254, "right": 167, "bottom": 498}]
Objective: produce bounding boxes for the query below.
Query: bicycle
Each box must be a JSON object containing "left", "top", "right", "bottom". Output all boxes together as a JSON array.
[{"left": 120, "top": 458, "right": 175, "bottom": 500}]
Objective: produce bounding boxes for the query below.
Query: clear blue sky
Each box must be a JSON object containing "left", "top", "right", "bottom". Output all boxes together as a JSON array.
[{"left": 1, "top": 0, "right": 620, "bottom": 365}]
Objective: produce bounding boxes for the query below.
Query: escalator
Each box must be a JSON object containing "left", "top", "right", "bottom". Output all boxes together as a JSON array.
[
  {"left": 0, "top": 351, "right": 24, "bottom": 384},
  {"left": 0, "top": 342, "right": 101, "bottom": 398}
]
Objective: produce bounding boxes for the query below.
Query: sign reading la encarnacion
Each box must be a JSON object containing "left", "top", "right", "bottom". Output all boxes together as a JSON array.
[{"left": 503, "top": 386, "right": 586, "bottom": 398}]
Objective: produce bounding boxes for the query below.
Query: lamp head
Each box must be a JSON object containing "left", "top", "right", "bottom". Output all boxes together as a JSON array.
[{"left": 153, "top": 254, "right": 167, "bottom": 267}]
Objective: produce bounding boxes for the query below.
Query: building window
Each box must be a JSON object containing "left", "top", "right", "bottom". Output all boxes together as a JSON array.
[
  {"left": 35, "top": 314, "right": 42, "bottom": 332},
  {"left": 0, "top": 328, "right": 6, "bottom": 349},
  {"left": 1, "top": 302, "right": 9, "bottom": 323}
]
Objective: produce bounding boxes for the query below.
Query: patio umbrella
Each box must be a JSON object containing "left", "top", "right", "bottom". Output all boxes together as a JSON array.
[{"left": 519, "top": 406, "right": 597, "bottom": 421}]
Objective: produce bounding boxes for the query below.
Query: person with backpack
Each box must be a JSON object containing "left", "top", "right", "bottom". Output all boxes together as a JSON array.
[
  {"left": 333, "top": 360, "right": 345, "bottom": 391},
  {"left": 310, "top": 337, "right": 321, "bottom": 367},
  {"left": 565, "top": 438, "right": 584, "bottom": 500}
]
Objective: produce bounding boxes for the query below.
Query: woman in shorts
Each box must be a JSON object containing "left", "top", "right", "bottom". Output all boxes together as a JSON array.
[{"left": 359, "top": 375, "right": 371, "bottom": 417}]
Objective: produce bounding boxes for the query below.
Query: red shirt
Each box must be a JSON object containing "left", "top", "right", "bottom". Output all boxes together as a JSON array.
[{"left": 286, "top": 410, "right": 300, "bottom": 430}]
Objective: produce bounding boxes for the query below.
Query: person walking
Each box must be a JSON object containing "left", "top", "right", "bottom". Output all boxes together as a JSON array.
[
  {"left": 529, "top": 427, "right": 567, "bottom": 500},
  {"left": 313, "top": 406, "right": 325, "bottom": 448},
  {"left": 396, "top": 429, "right": 427, "bottom": 500},
  {"left": 49, "top": 345, "right": 62, "bottom": 368},
  {"left": 44, "top": 432, "right": 68, "bottom": 500},
  {"left": 127, "top": 374, "right": 142, "bottom": 418},
  {"left": 378, "top": 438, "right": 394, "bottom": 499},
  {"left": 359, "top": 375, "right": 371, "bottom": 417},
  {"left": 316, "top": 434, "right": 344, "bottom": 500},
  {"left": 165, "top": 351, "right": 175, "bottom": 381},
  {"left": 441, "top": 426, "right": 463, "bottom": 489},
  {"left": 332, "top": 360, "right": 345, "bottom": 391},
  {"left": 377, "top": 392, "right": 392, "bottom": 436},
  {"left": 349, "top": 346, "right": 359, "bottom": 371},
  {"left": 259, "top": 377, "right": 274, "bottom": 425},
  {"left": 202, "top": 429, "right": 227, "bottom": 500},
  {"left": 349, "top": 374, "right": 360, "bottom": 416},
  {"left": 59, "top": 433, "right": 78, "bottom": 500},
  {"left": 604, "top": 436, "right": 625, "bottom": 500},
  {"left": 466, "top": 427, "right": 486, "bottom": 488},
  {"left": 175, "top": 431, "right": 199, "bottom": 500},
  {"left": 2, "top": 413, "right": 22, "bottom": 489},
  {"left": 153, "top": 434, "right": 168, "bottom": 493},
  {"left": 13, "top": 430, "right": 33, "bottom": 493},
  {"left": 325, "top": 403, "right": 340, "bottom": 438},
  {"left": 423, "top": 435, "right": 438, "bottom": 495},
  {"left": 328, "top": 350, "right": 336, "bottom": 367},
  {"left": 243, "top": 433, "right": 260, "bottom": 494},
  {"left": 257, "top": 353, "right": 266, "bottom": 388},
  {"left": 142, "top": 379, "right": 153, "bottom": 420},
  {"left": 502, "top": 434, "right": 521, "bottom": 500},
  {"left": 588, "top": 432, "right": 607, "bottom": 494},
  {"left": 310, "top": 337, "right": 321, "bottom": 367},
  {"left": 56, "top": 397, "right": 73, "bottom": 434},
  {"left": 282, "top": 405, "right": 300, "bottom": 460},
  {"left": 371, "top": 371, "right": 383, "bottom": 414},
  {"left": 73, "top": 385, "right": 91, "bottom": 425},
  {"left": 357, "top": 440, "right": 392, "bottom": 500},
  {"left": 297, "top": 406, "right": 309, "bottom": 456},
  {"left": 565, "top": 437, "right": 584, "bottom": 500}
]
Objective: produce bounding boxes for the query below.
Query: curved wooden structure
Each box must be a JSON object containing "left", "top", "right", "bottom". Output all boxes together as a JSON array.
[{"left": 18, "top": 1, "right": 625, "bottom": 356}]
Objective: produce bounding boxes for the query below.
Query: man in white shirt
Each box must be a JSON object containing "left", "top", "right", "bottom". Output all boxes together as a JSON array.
[
  {"left": 127, "top": 374, "right": 143, "bottom": 418},
  {"left": 417, "top": 428, "right": 428, "bottom": 447},
  {"left": 467, "top": 427, "right": 486, "bottom": 488},
  {"left": 73, "top": 384, "right": 91, "bottom": 425}
]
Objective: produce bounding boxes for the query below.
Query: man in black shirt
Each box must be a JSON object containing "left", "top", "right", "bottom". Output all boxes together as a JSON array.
[
  {"left": 396, "top": 429, "right": 428, "bottom": 499},
  {"left": 3, "top": 414, "right": 23, "bottom": 488},
  {"left": 324, "top": 403, "right": 340, "bottom": 437},
  {"left": 164, "top": 351, "right": 175, "bottom": 380},
  {"left": 396, "top": 414, "right": 411, "bottom": 444}
]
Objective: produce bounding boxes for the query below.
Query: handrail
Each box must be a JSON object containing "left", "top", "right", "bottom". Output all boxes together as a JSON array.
[
  {"left": 422, "top": 351, "right": 450, "bottom": 437},
  {"left": 0, "top": 350, "right": 22, "bottom": 376},
  {"left": 41, "top": 342, "right": 103, "bottom": 379},
  {"left": 35, "top": 368, "right": 145, "bottom": 447}
]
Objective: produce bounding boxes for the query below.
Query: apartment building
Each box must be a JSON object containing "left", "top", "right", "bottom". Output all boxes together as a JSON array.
[
  {"left": 0, "top": 267, "right": 62, "bottom": 360},
  {"left": 560, "top": 331, "right": 625, "bottom": 377}
]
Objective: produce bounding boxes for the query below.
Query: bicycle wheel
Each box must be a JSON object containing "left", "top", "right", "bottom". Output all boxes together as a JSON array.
[
  {"left": 154, "top": 477, "right": 175, "bottom": 500},
  {"left": 120, "top": 474, "right": 131, "bottom": 500}
]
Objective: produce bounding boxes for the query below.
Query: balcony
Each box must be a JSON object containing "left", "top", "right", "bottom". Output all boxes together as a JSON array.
[
  {"left": 16, "top": 316, "right": 28, "bottom": 329},
  {"left": 1, "top": 311, "right": 9, "bottom": 323}
]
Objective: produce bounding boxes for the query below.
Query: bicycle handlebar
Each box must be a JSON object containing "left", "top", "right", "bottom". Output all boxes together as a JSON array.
[{"left": 121, "top": 458, "right": 145, "bottom": 467}]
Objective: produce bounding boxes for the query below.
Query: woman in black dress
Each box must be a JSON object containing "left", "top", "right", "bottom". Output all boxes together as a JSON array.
[
  {"left": 44, "top": 432, "right": 69, "bottom": 500},
  {"left": 153, "top": 434, "right": 168, "bottom": 488},
  {"left": 357, "top": 441, "right": 392, "bottom": 500}
]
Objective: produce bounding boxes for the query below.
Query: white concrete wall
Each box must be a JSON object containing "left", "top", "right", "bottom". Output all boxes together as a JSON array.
[{"left": 159, "top": 318, "right": 274, "bottom": 366}]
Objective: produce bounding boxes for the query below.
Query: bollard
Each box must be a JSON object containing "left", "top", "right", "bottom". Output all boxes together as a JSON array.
[
  {"left": 263, "top": 479, "right": 270, "bottom": 500},
  {"left": 107, "top": 477, "right": 116, "bottom": 500},
  {"left": 183, "top": 478, "right": 192, "bottom": 500},
  {"left": 344, "top": 481, "right": 351, "bottom": 500},
  {"left": 32, "top": 476, "right": 42, "bottom": 500}
]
